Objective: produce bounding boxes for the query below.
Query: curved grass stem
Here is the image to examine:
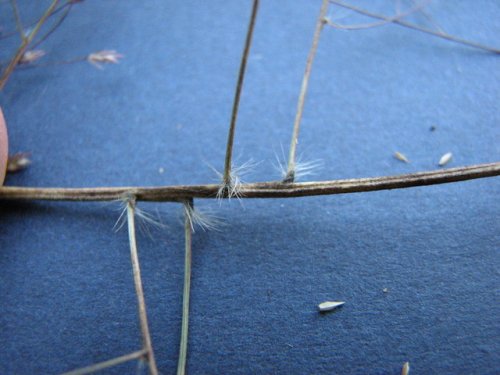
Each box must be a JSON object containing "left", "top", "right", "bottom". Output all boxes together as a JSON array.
[{"left": 222, "top": 0, "right": 260, "bottom": 189}]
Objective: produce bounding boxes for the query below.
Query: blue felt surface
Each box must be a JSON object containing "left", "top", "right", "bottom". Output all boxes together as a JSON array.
[{"left": 0, "top": 1, "right": 499, "bottom": 374}]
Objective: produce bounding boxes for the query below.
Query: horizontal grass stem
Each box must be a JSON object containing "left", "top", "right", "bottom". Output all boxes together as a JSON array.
[{"left": 0, "top": 163, "right": 498, "bottom": 202}]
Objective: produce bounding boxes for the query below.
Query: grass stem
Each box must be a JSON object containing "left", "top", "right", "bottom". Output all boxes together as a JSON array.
[
  {"left": 0, "top": 163, "right": 498, "bottom": 201},
  {"left": 61, "top": 349, "right": 148, "bottom": 375},
  {"left": 0, "top": 0, "right": 60, "bottom": 90},
  {"left": 285, "top": 0, "right": 329, "bottom": 183},
  {"left": 222, "top": 0, "right": 260, "bottom": 190},
  {"left": 328, "top": 0, "right": 500, "bottom": 54},
  {"left": 177, "top": 199, "right": 194, "bottom": 375},
  {"left": 9, "top": 0, "right": 26, "bottom": 41},
  {"left": 127, "top": 198, "right": 159, "bottom": 375}
]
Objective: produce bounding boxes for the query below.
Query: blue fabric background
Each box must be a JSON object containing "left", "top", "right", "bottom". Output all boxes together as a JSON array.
[{"left": 0, "top": 1, "right": 499, "bottom": 374}]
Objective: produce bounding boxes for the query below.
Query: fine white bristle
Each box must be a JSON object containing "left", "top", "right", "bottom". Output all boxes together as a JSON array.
[
  {"left": 184, "top": 204, "right": 224, "bottom": 232},
  {"left": 113, "top": 199, "right": 166, "bottom": 235},
  {"left": 209, "top": 159, "right": 259, "bottom": 200},
  {"left": 274, "top": 147, "right": 323, "bottom": 181}
]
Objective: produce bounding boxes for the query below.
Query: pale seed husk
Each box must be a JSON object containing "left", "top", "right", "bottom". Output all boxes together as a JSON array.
[
  {"left": 439, "top": 152, "right": 453, "bottom": 166},
  {"left": 394, "top": 151, "right": 409, "bottom": 163},
  {"left": 318, "top": 301, "right": 345, "bottom": 312}
]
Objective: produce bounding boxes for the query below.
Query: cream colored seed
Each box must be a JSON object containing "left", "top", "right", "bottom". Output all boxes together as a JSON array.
[
  {"left": 394, "top": 151, "right": 409, "bottom": 163},
  {"left": 439, "top": 152, "right": 453, "bottom": 166},
  {"left": 402, "top": 361, "right": 410, "bottom": 375},
  {"left": 318, "top": 301, "right": 345, "bottom": 312}
]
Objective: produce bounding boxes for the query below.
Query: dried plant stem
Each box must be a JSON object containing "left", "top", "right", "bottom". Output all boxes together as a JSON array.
[
  {"left": 177, "top": 199, "right": 194, "bottom": 375},
  {"left": 328, "top": 0, "right": 500, "bottom": 54},
  {"left": 0, "top": 0, "right": 73, "bottom": 41},
  {"left": 1, "top": 162, "right": 498, "bottom": 202},
  {"left": 10, "top": 0, "right": 26, "bottom": 41},
  {"left": 0, "top": 0, "right": 60, "bottom": 90},
  {"left": 325, "top": 0, "right": 431, "bottom": 31},
  {"left": 126, "top": 199, "right": 159, "bottom": 375},
  {"left": 14, "top": 56, "right": 87, "bottom": 69},
  {"left": 222, "top": 0, "right": 259, "bottom": 189},
  {"left": 411, "top": 0, "right": 444, "bottom": 33},
  {"left": 61, "top": 349, "right": 148, "bottom": 375},
  {"left": 30, "top": 1, "right": 73, "bottom": 49},
  {"left": 285, "top": 0, "right": 329, "bottom": 183}
]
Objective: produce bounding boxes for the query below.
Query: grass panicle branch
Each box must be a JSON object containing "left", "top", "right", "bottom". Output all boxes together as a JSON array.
[
  {"left": 30, "top": 0, "right": 73, "bottom": 49},
  {"left": 0, "top": 0, "right": 76, "bottom": 41},
  {"left": 410, "top": 0, "right": 444, "bottom": 33},
  {"left": 13, "top": 50, "right": 123, "bottom": 70},
  {"left": 10, "top": 0, "right": 26, "bottom": 41},
  {"left": 222, "top": 0, "right": 259, "bottom": 194},
  {"left": 328, "top": 0, "right": 500, "bottom": 54},
  {"left": 325, "top": 0, "right": 431, "bottom": 30},
  {"left": 0, "top": 0, "right": 60, "bottom": 90},
  {"left": 126, "top": 198, "right": 159, "bottom": 375},
  {"left": 285, "top": 0, "right": 329, "bottom": 183},
  {"left": 0, "top": 162, "right": 498, "bottom": 202},
  {"left": 177, "top": 199, "right": 194, "bottom": 375},
  {"left": 61, "top": 349, "right": 148, "bottom": 375}
]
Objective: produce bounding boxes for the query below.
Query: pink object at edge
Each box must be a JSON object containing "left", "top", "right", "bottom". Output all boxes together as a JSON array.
[{"left": 0, "top": 107, "right": 8, "bottom": 185}]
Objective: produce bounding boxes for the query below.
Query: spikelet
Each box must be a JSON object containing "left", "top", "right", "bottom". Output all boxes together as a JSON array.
[{"left": 87, "top": 50, "right": 124, "bottom": 69}]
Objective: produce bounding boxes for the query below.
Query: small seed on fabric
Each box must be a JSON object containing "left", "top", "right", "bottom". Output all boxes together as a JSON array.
[
  {"left": 439, "top": 152, "right": 453, "bottom": 166},
  {"left": 394, "top": 152, "right": 409, "bottom": 163},
  {"left": 318, "top": 301, "right": 345, "bottom": 312}
]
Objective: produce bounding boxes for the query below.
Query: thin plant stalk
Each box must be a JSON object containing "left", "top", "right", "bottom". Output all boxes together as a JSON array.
[
  {"left": 0, "top": 0, "right": 60, "bottom": 90},
  {"left": 14, "top": 56, "right": 87, "bottom": 69},
  {"left": 411, "top": 0, "right": 445, "bottom": 33},
  {"left": 325, "top": 0, "right": 431, "bottom": 31},
  {"left": 10, "top": 0, "right": 26, "bottom": 41},
  {"left": 285, "top": 0, "right": 329, "bottom": 183},
  {"left": 0, "top": 0, "right": 73, "bottom": 41},
  {"left": 30, "top": 1, "right": 73, "bottom": 49},
  {"left": 222, "top": 0, "right": 260, "bottom": 189},
  {"left": 0, "top": 162, "right": 498, "bottom": 202},
  {"left": 177, "top": 199, "right": 194, "bottom": 375},
  {"left": 126, "top": 198, "right": 159, "bottom": 375},
  {"left": 61, "top": 349, "right": 148, "bottom": 375},
  {"left": 328, "top": 0, "right": 500, "bottom": 54}
]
